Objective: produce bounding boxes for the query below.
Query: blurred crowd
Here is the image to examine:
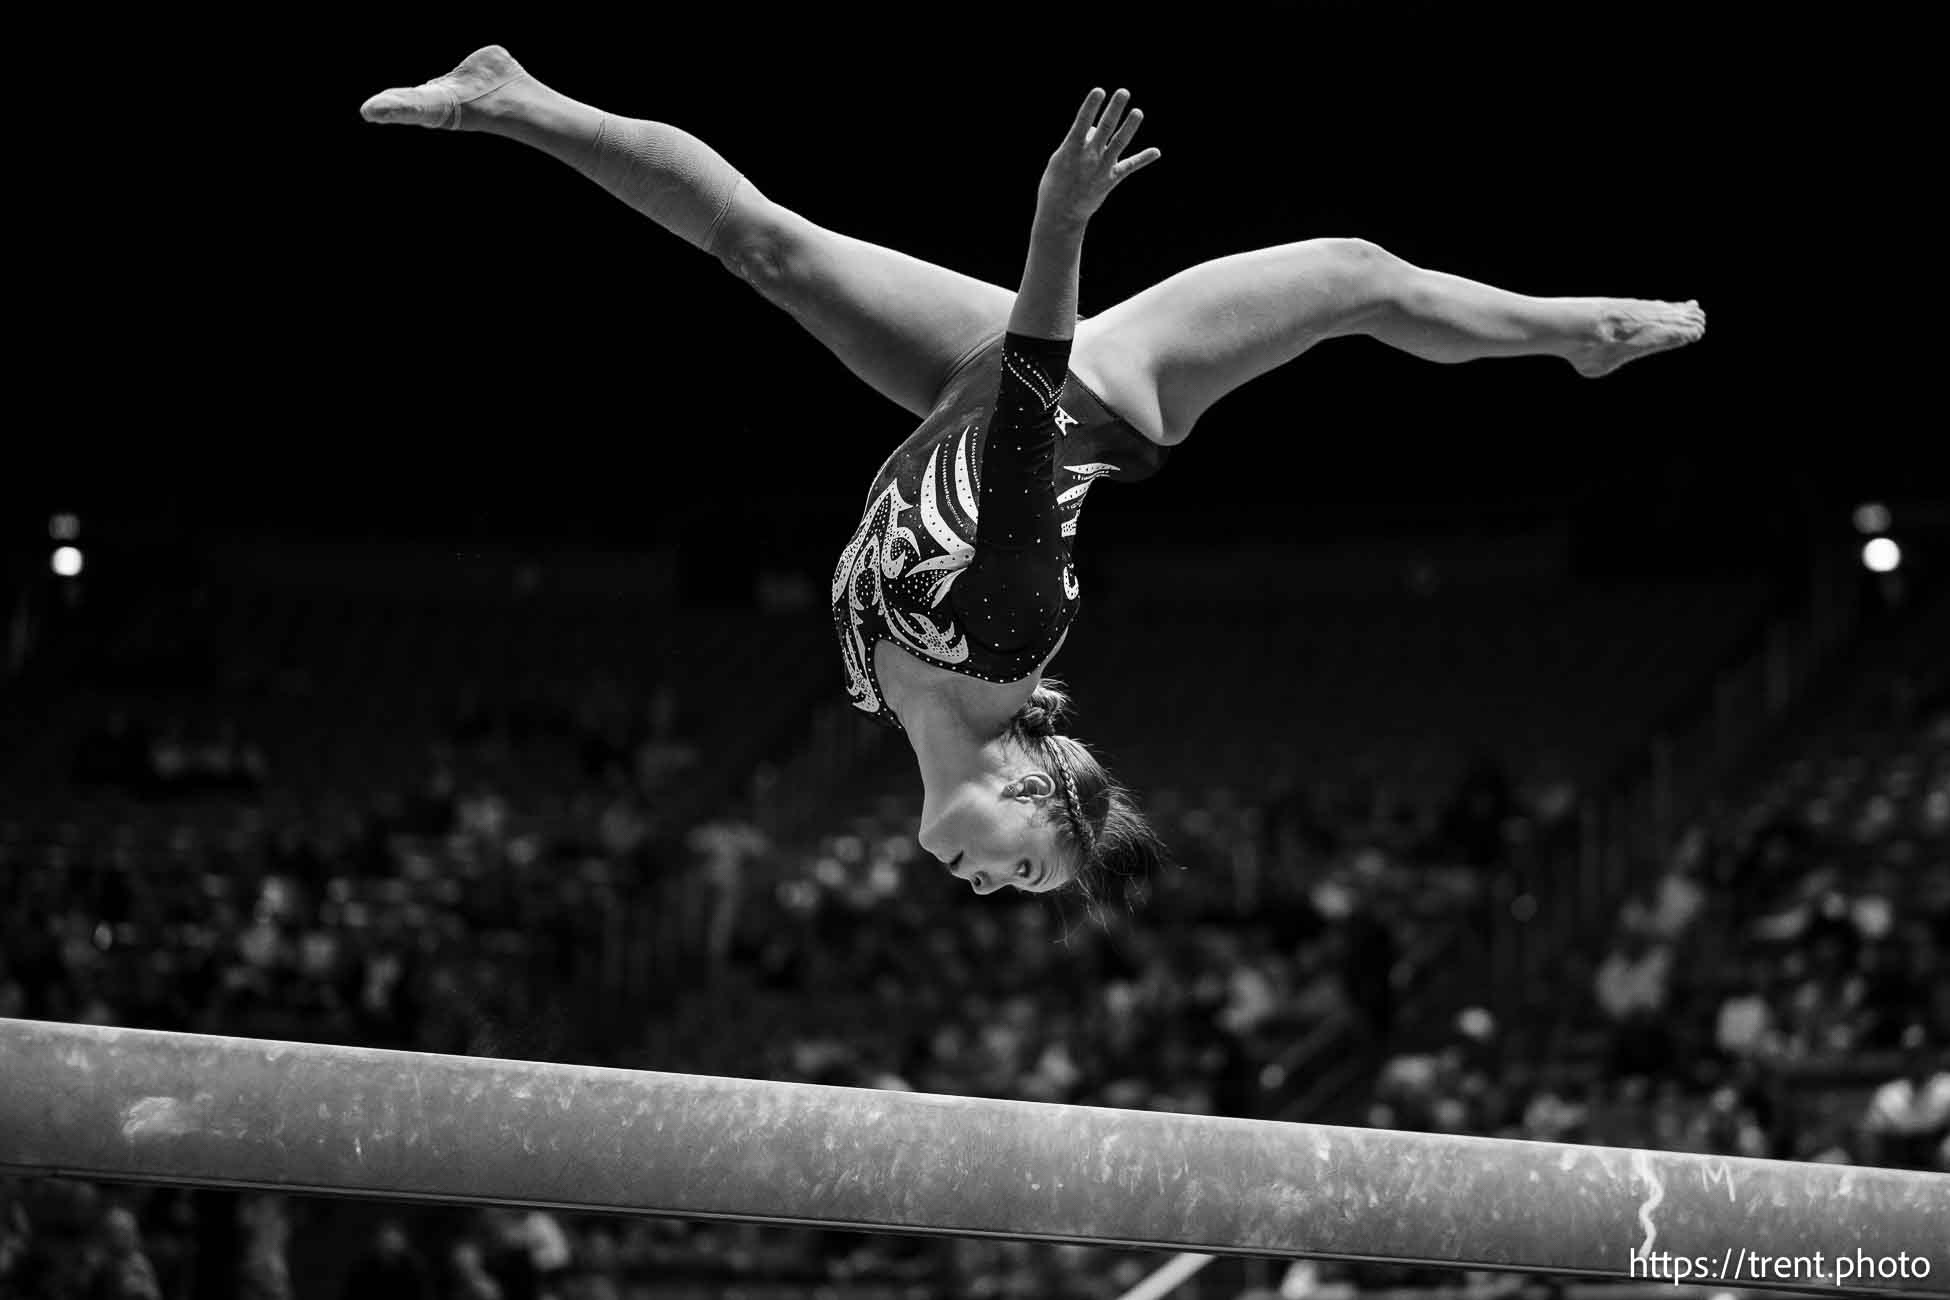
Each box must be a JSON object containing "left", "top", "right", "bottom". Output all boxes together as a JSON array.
[
  {"left": 4, "top": 635, "right": 1946, "bottom": 1298},
  {"left": 1359, "top": 712, "right": 1950, "bottom": 1236},
  {"left": 2, "top": 665, "right": 1504, "bottom": 1299}
]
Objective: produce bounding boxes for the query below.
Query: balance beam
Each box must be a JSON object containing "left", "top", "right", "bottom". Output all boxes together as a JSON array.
[{"left": 1, "top": 1020, "right": 1943, "bottom": 1296}]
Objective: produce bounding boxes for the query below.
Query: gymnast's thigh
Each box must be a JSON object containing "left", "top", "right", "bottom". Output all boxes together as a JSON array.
[{"left": 717, "top": 188, "right": 1016, "bottom": 419}]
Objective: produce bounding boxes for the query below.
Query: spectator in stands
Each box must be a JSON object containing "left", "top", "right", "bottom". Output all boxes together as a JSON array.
[
  {"left": 1594, "top": 928, "right": 1670, "bottom": 1022},
  {"left": 687, "top": 809, "right": 769, "bottom": 968},
  {"left": 237, "top": 1194, "right": 291, "bottom": 1300},
  {"left": 516, "top": 1211, "right": 574, "bottom": 1300},
  {"left": 1713, "top": 958, "right": 1779, "bottom": 1061},
  {"left": 563, "top": 1227, "right": 619, "bottom": 1300},
  {"left": 0, "top": 1185, "right": 24, "bottom": 1288},
  {"left": 1792, "top": 1094, "right": 1859, "bottom": 1165},
  {"left": 1636, "top": 826, "right": 1707, "bottom": 941},
  {"left": 450, "top": 1239, "right": 502, "bottom": 1300},
  {"left": 632, "top": 683, "right": 699, "bottom": 794},
  {"left": 1779, "top": 932, "right": 1866, "bottom": 1058},
  {"left": 207, "top": 720, "right": 270, "bottom": 793},
  {"left": 340, "top": 1221, "right": 432, "bottom": 1300},
  {"left": 1513, "top": 1075, "right": 1591, "bottom": 1146},
  {"left": 6, "top": 1179, "right": 99, "bottom": 1300},
  {"left": 469, "top": 1208, "right": 567, "bottom": 1300},
  {"left": 1682, "top": 1084, "right": 1770, "bottom": 1158},
  {"left": 457, "top": 784, "right": 512, "bottom": 855},
  {"left": 595, "top": 778, "right": 652, "bottom": 866},
  {"left": 1593, "top": 928, "right": 1672, "bottom": 1078},
  {"left": 145, "top": 718, "right": 268, "bottom": 798},
  {"left": 1520, "top": 750, "right": 1581, "bottom": 828},
  {"left": 1861, "top": 1028, "right": 1950, "bottom": 1171},
  {"left": 1371, "top": 1048, "right": 1448, "bottom": 1133},
  {"left": 1855, "top": 932, "right": 1930, "bottom": 1053},
  {"left": 85, "top": 1205, "right": 160, "bottom": 1300}
]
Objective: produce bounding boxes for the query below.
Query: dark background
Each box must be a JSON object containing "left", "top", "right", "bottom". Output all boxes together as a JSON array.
[
  {"left": 6, "top": 12, "right": 1948, "bottom": 1299},
  {"left": 14, "top": 6, "right": 1938, "bottom": 562}
]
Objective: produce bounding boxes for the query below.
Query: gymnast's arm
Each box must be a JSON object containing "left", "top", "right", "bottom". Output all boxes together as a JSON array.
[
  {"left": 955, "top": 90, "right": 1160, "bottom": 649},
  {"left": 1007, "top": 86, "right": 1158, "bottom": 341},
  {"left": 951, "top": 329, "right": 1069, "bottom": 654}
]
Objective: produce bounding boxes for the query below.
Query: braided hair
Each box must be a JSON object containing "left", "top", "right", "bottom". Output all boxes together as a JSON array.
[
  {"left": 1056, "top": 763, "right": 1097, "bottom": 861},
  {"left": 1003, "top": 677, "right": 1170, "bottom": 919}
]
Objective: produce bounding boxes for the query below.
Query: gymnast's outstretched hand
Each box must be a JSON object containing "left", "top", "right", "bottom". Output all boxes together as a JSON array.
[{"left": 1036, "top": 88, "right": 1161, "bottom": 226}]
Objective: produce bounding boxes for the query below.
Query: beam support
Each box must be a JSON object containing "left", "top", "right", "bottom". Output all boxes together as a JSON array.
[{"left": 0, "top": 1020, "right": 1943, "bottom": 1295}]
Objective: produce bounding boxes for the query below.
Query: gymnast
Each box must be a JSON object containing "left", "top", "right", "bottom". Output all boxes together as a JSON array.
[{"left": 362, "top": 47, "right": 1705, "bottom": 906}]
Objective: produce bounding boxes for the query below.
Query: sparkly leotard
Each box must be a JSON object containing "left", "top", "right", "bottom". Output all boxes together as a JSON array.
[{"left": 832, "top": 330, "right": 1169, "bottom": 730}]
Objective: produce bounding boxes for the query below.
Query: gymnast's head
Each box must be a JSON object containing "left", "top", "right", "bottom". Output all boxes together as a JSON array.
[{"left": 916, "top": 678, "right": 1168, "bottom": 909}]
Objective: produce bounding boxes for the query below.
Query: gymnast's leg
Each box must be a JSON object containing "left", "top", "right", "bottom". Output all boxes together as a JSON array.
[
  {"left": 1073, "top": 237, "right": 1705, "bottom": 445},
  {"left": 360, "top": 46, "right": 1012, "bottom": 418}
]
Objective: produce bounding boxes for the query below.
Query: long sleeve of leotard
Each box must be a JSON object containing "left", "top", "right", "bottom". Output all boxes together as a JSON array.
[{"left": 950, "top": 331, "right": 1072, "bottom": 654}]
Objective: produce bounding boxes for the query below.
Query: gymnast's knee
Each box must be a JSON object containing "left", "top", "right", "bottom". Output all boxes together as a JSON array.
[
  {"left": 1311, "top": 237, "right": 1413, "bottom": 325},
  {"left": 1313, "top": 236, "right": 1407, "bottom": 280},
  {"left": 1315, "top": 235, "right": 1391, "bottom": 260},
  {"left": 709, "top": 186, "right": 812, "bottom": 299}
]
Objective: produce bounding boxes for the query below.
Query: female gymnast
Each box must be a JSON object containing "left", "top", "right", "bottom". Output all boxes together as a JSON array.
[{"left": 362, "top": 47, "right": 1705, "bottom": 907}]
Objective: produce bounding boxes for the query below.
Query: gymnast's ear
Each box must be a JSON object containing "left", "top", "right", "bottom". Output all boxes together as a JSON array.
[{"left": 1010, "top": 772, "right": 1055, "bottom": 801}]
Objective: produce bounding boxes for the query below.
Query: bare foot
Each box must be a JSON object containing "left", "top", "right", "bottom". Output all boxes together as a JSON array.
[
  {"left": 359, "top": 45, "right": 531, "bottom": 130},
  {"left": 1569, "top": 299, "right": 1707, "bottom": 377}
]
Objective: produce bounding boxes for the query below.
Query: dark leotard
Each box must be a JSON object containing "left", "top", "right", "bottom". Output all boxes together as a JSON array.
[{"left": 831, "top": 330, "right": 1169, "bottom": 730}]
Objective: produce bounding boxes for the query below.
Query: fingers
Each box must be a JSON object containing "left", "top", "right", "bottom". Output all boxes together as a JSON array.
[
  {"left": 1064, "top": 88, "right": 1106, "bottom": 147},
  {"left": 1092, "top": 88, "right": 1132, "bottom": 146},
  {"left": 1112, "top": 147, "right": 1162, "bottom": 182},
  {"left": 1057, "top": 84, "right": 1161, "bottom": 193},
  {"left": 1105, "top": 105, "right": 1145, "bottom": 159}
]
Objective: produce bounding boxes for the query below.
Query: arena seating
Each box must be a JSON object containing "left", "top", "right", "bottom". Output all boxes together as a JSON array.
[{"left": 9, "top": 555, "right": 1945, "bottom": 1300}]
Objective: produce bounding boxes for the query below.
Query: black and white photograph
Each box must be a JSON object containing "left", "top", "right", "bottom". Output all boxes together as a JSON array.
[{"left": 4, "top": 7, "right": 1945, "bottom": 1300}]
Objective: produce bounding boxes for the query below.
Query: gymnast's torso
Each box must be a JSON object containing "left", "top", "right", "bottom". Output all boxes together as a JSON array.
[{"left": 831, "top": 331, "right": 1169, "bottom": 731}]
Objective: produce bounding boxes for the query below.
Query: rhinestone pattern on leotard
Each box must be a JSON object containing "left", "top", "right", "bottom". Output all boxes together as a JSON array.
[{"left": 830, "top": 331, "right": 1169, "bottom": 730}]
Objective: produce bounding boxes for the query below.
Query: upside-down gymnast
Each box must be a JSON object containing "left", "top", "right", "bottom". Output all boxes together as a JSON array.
[{"left": 362, "top": 47, "right": 1705, "bottom": 906}]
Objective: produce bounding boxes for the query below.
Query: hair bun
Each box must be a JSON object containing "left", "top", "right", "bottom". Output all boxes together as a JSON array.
[{"left": 1022, "top": 682, "right": 1072, "bottom": 737}]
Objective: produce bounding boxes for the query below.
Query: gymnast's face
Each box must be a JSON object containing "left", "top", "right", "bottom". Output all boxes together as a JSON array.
[{"left": 919, "top": 773, "right": 1074, "bottom": 895}]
